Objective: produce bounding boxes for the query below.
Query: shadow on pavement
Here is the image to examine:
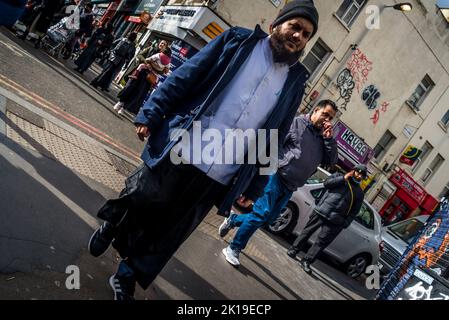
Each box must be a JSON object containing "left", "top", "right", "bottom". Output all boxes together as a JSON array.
[
  {"left": 0, "top": 130, "right": 110, "bottom": 276},
  {"left": 157, "top": 257, "right": 228, "bottom": 300},
  {"left": 241, "top": 254, "right": 303, "bottom": 300}
]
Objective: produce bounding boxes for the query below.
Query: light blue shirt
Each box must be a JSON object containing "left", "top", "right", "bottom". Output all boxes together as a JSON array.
[{"left": 177, "top": 37, "right": 289, "bottom": 185}]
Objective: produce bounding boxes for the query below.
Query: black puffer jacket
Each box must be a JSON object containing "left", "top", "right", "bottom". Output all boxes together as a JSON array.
[{"left": 315, "top": 173, "right": 364, "bottom": 228}]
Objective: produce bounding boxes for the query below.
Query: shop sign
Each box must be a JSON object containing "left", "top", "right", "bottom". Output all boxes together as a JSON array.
[
  {"left": 134, "top": 0, "right": 164, "bottom": 14},
  {"left": 127, "top": 15, "right": 141, "bottom": 23},
  {"left": 149, "top": 5, "right": 230, "bottom": 44},
  {"left": 399, "top": 145, "right": 422, "bottom": 166},
  {"left": 390, "top": 168, "right": 426, "bottom": 203},
  {"left": 333, "top": 121, "right": 374, "bottom": 167},
  {"left": 140, "top": 11, "right": 151, "bottom": 24}
]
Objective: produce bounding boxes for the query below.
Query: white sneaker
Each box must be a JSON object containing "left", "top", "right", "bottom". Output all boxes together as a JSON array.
[
  {"left": 113, "top": 102, "right": 124, "bottom": 111},
  {"left": 222, "top": 246, "right": 240, "bottom": 266},
  {"left": 118, "top": 108, "right": 125, "bottom": 115},
  {"left": 218, "top": 212, "right": 237, "bottom": 238}
]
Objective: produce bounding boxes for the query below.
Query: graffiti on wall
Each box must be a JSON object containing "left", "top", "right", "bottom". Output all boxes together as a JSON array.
[
  {"left": 336, "top": 68, "right": 355, "bottom": 110},
  {"left": 362, "top": 85, "right": 381, "bottom": 110},
  {"left": 376, "top": 200, "right": 449, "bottom": 300},
  {"left": 346, "top": 48, "right": 373, "bottom": 93},
  {"left": 360, "top": 83, "right": 390, "bottom": 125},
  {"left": 335, "top": 48, "right": 391, "bottom": 124}
]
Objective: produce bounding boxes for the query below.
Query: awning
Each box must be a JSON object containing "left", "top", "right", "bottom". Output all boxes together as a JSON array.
[{"left": 148, "top": 5, "right": 230, "bottom": 45}]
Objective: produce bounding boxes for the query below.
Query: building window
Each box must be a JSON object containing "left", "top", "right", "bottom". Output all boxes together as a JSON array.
[
  {"left": 441, "top": 110, "right": 449, "bottom": 127},
  {"left": 335, "top": 0, "right": 367, "bottom": 27},
  {"left": 412, "top": 141, "right": 433, "bottom": 173},
  {"left": 373, "top": 130, "right": 396, "bottom": 161},
  {"left": 407, "top": 75, "right": 434, "bottom": 111},
  {"left": 421, "top": 154, "right": 444, "bottom": 184},
  {"left": 302, "top": 38, "right": 331, "bottom": 80},
  {"left": 439, "top": 182, "right": 449, "bottom": 200}
]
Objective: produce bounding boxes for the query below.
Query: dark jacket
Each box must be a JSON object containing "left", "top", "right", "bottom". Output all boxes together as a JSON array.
[
  {"left": 315, "top": 173, "right": 365, "bottom": 228},
  {"left": 109, "top": 38, "right": 136, "bottom": 66},
  {"left": 277, "top": 115, "right": 338, "bottom": 191},
  {"left": 134, "top": 26, "right": 310, "bottom": 216}
]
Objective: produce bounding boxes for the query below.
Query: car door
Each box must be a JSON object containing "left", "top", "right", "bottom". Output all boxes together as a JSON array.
[{"left": 319, "top": 203, "right": 377, "bottom": 263}]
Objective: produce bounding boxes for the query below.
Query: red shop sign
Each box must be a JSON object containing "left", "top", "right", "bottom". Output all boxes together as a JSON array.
[{"left": 390, "top": 168, "right": 426, "bottom": 204}]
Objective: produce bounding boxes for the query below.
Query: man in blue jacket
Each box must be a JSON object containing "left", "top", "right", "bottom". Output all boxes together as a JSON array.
[{"left": 88, "top": 0, "right": 320, "bottom": 300}]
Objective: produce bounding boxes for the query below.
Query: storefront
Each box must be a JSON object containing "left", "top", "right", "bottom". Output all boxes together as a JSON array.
[
  {"left": 333, "top": 121, "right": 374, "bottom": 172},
  {"left": 147, "top": 5, "right": 231, "bottom": 51},
  {"left": 380, "top": 168, "right": 439, "bottom": 224}
]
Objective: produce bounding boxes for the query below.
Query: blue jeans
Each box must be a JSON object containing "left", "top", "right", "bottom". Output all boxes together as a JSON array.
[{"left": 229, "top": 173, "right": 293, "bottom": 251}]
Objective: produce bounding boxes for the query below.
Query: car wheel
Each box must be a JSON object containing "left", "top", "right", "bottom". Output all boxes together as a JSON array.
[
  {"left": 268, "top": 202, "right": 298, "bottom": 235},
  {"left": 345, "top": 254, "right": 371, "bottom": 278}
]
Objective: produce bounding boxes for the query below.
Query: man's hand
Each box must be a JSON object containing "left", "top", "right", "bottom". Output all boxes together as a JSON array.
[
  {"left": 237, "top": 196, "right": 254, "bottom": 210},
  {"left": 344, "top": 171, "right": 354, "bottom": 181},
  {"left": 322, "top": 122, "right": 333, "bottom": 139},
  {"left": 136, "top": 125, "right": 150, "bottom": 142}
]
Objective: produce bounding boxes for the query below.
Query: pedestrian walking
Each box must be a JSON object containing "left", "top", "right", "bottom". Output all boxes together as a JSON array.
[
  {"left": 87, "top": 0, "right": 320, "bottom": 300},
  {"left": 218, "top": 100, "right": 338, "bottom": 267},
  {"left": 90, "top": 32, "right": 137, "bottom": 92},
  {"left": 113, "top": 47, "right": 172, "bottom": 115},
  {"left": 122, "top": 39, "right": 169, "bottom": 82},
  {"left": 287, "top": 164, "right": 367, "bottom": 274},
  {"left": 74, "top": 24, "right": 113, "bottom": 74}
]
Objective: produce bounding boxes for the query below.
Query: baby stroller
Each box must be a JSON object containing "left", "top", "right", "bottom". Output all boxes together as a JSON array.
[{"left": 40, "top": 17, "right": 77, "bottom": 59}]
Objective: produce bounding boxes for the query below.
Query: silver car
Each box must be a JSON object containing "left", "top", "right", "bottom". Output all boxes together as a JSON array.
[
  {"left": 379, "top": 215, "right": 429, "bottom": 275},
  {"left": 269, "top": 168, "right": 383, "bottom": 278}
]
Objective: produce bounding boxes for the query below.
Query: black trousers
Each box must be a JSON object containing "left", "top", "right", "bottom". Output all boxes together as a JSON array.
[
  {"left": 290, "top": 212, "right": 343, "bottom": 264},
  {"left": 97, "top": 160, "right": 227, "bottom": 289}
]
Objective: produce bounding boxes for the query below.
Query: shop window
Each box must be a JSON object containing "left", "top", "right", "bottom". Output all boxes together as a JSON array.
[
  {"left": 373, "top": 130, "right": 396, "bottom": 161},
  {"left": 335, "top": 0, "right": 367, "bottom": 27},
  {"left": 407, "top": 75, "right": 434, "bottom": 111},
  {"left": 301, "top": 38, "right": 332, "bottom": 81},
  {"left": 412, "top": 141, "right": 433, "bottom": 173},
  {"left": 355, "top": 203, "right": 374, "bottom": 230},
  {"left": 421, "top": 154, "right": 445, "bottom": 185}
]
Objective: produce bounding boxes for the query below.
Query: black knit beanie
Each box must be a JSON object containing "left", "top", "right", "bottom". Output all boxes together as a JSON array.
[{"left": 272, "top": 0, "right": 319, "bottom": 38}]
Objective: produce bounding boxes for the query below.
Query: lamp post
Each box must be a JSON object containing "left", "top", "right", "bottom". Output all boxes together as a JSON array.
[{"left": 384, "top": 2, "right": 413, "bottom": 12}]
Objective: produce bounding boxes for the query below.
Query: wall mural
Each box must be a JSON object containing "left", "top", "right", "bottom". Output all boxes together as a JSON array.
[
  {"left": 336, "top": 68, "right": 355, "bottom": 111},
  {"left": 335, "top": 48, "right": 390, "bottom": 125},
  {"left": 376, "top": 200, "right": 449, "bottom": 300},
  {"left": 346, "top": 48, "right": 373, "bottom": 93}
]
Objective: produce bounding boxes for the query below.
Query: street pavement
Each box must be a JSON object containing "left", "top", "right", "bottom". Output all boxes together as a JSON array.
[{"left": 0, "top": 27, "right": 377, "bottom": 300}]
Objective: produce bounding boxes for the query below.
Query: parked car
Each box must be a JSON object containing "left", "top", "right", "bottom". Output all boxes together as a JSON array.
[
  {"left": 268, "top": 168, "right": 383, "bottom": 278},
  {"left": 379, "top": 215, "right": 429, "bottom": 276}
]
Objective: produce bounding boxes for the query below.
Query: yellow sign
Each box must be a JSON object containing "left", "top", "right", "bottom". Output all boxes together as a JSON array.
[{"left": 202, "top": 22, "right": 225, "bottom": 40}]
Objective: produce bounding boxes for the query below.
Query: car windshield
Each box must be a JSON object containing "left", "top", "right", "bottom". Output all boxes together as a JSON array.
[
  {"left": 388, "top": 219, "right": 425, "bottom": 244},
  {"left": 307, "top": 169, "right": 330, "bottom": 184}
]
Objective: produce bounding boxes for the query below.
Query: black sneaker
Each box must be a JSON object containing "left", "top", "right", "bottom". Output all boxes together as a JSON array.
[
  {"left": 109, "top": 274, "right": 136, "bottom": 301},
  {"left": 300, "top": 260, "right": 312, "bottom": 274},
  {"left": 287, "top": 249, "right": 298, "bottom": 259},
  {"left": 88, "top": 222, "right": 116, "bottom": 257}
]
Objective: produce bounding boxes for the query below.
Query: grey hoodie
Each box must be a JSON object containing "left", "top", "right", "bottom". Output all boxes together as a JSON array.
[{"left": 277, "top": 115, "right": 338, "bottom": 191}]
